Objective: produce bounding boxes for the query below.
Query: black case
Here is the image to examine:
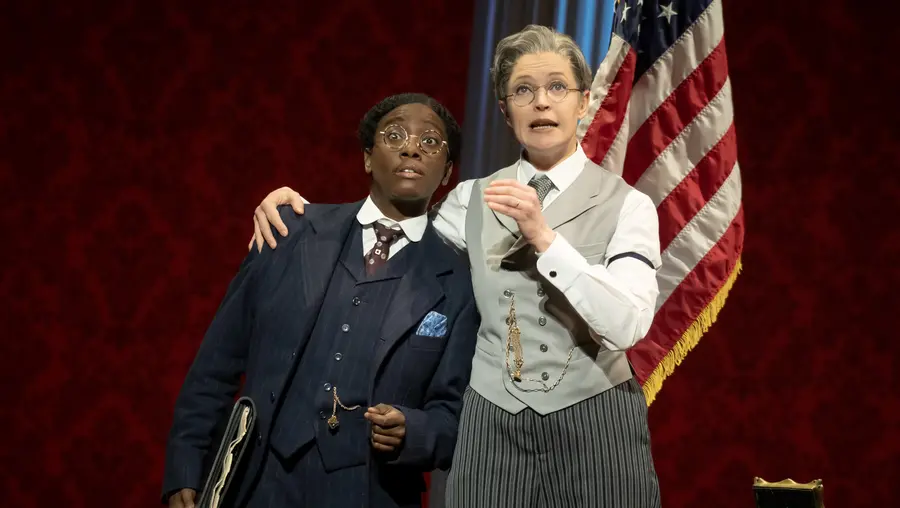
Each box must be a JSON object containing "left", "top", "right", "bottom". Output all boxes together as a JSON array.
[{"left": 196, "top": 396, "right": 257, "bottom": 508}]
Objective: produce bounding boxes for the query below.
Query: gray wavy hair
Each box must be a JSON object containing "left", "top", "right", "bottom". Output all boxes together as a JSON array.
[{"left": 490, "top": 24, "right": 592, "bottom": 101}]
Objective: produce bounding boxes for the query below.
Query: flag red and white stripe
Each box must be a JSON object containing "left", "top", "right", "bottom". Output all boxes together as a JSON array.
[{"left": 578, "top": 0, "right": 744, "bottom": 404}]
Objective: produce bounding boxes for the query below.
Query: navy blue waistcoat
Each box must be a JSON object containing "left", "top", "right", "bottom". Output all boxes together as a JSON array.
[{"left": 269, "top": 221, "right": 416, "bottom": 471}]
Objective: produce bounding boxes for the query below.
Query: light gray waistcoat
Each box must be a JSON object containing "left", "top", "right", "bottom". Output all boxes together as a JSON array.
[{"left": 465, "top": 159, "right": 636, "bottom": 415}]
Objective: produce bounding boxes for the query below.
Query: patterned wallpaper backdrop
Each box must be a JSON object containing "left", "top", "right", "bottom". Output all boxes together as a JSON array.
[{"left": 1, "top": 1, "right": 897, "bottom": 507}]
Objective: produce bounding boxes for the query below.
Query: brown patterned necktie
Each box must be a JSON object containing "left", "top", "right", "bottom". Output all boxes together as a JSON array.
[
  {"left": 528, "top": 174, "right": 554, "bottom": 207},
  {"left": 365, "top": 222, "right": 404, "bottom": 275}
]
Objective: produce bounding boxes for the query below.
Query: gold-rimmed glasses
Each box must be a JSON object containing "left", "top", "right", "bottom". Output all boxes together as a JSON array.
[{"left": 379, "top": 124, "right": 447, "bottom": 156}]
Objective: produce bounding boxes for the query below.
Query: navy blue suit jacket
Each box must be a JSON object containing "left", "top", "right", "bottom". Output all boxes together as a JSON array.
[{"left": 162, "top": 201, "right": 479, "bottom": 505}]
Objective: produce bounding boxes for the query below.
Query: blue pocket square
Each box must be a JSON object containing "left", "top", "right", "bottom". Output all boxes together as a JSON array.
[{"left": 415, "top": 311, "right": 448, "bottom": 337}]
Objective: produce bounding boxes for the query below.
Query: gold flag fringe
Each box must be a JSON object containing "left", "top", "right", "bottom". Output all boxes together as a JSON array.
[{"left": 643, "top": 257, "right": 743, "bottom": 406}]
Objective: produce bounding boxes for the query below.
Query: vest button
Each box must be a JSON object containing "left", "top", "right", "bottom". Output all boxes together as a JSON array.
[
  {"left": 538, "top": 316, "right": 547, "bottom": 326},
  {"left": 503, "top": 289, "right": 513, "bottom": 298},
  {"left": 334, "top": 353, "right": 343, "bottom": 361},
  {"left": 352, "top": 297, "right": 361, "bottom": 306},
  {"left": 537, "top": 287, "right": 545, "bottom": 296},
  {"left": 324, "top": 383, "right": 332, "bottom": 391},
  {"left": 540, "top": 344, "right": 548, "bottom": 352},
  {"left": 341, "top": 324, "right": 350, "bottom": 332},
  {"left": 541, "top": 372, "right": 550, "bottom": 381}
]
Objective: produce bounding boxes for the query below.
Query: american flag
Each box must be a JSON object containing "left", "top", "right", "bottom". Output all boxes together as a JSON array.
[{"left": 577, "top": 0, "right": 744, "bottom": 405}]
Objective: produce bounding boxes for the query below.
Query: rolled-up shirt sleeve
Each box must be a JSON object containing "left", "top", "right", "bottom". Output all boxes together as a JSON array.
[{"left": 535, "top": 189, "right": 661, "bottom": 351}]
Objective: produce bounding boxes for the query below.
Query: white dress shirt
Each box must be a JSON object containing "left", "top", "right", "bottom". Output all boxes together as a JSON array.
[
  {"left": 432, "top": 145, "right": 661, "bottom": 351},
  {"left": 356, "top": 196, "right": 428, "bottom": 259}
]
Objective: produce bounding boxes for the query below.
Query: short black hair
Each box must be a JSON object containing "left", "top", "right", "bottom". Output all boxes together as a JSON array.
[{"left": 357, "top": 93, "right": 462, "bottom": 167}]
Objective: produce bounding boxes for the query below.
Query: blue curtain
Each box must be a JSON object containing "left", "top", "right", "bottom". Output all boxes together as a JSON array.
[{"left": 458, "top": 0, "right": 618, "bottom": 180}]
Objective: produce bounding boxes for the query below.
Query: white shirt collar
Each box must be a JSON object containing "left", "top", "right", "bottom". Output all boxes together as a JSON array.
[
  {"left": 356, "top": 195, "right": 427, "bottom": 242},
  {"left": 517, "top": 144, "right": 588, "bottom": 194}
]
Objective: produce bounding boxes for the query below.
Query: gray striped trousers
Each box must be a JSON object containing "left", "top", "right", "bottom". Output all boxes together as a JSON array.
[{"left": 445, "top": 378, "right": 661, "bottom": 508}]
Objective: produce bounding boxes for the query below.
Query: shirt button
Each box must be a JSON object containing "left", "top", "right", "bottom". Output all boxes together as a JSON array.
[
  {"left": 538, "top": 316, "right": 547, "bottom": 326},
  {"left": 334, "top": 353, "right": 343, "bottom": 361},
  {"left": 352, "top": 297, "right": 361, "bottom": 306},
  {"left": 324, "top": 383, "right": 332, "bottom": 391},
  {"left": 541, "top": 372, "right": 550, "bottom": 381},
  {"left": 549, "top": 270, "right": 557, "bottom": 278},
  {"left": 503, "top": 289, "right": 513, "bottom": 298},
  {"left": 341, "top": 324, "right": 350, "bottom": 333},
  {"left": 540, "top": 344, "right": 548, "bottom": 352},
  {"left": 269, "top": 391, "right": 275, "bottom": 402}
]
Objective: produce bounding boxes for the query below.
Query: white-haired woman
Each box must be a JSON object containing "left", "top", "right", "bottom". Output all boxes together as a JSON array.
[{"left": 250, "top": 25, "right": 662, "bottom": 508}]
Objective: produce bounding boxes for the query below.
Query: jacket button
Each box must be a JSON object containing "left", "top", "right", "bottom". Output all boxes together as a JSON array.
[
  {"left": 541, "top": 372, "right": 550, "bottom": 381},
  {"left": 503, "top": 289, "right": 513, "bottom": 298},
  {"left": 319, "top": 411, "right": 327, "bottom": 420},
  {"left": 341, "top": 324, "right": 350, "bottom": 332},
  {"left": 549, "top": 270, "right": 557, "bottom": 278},
  {"left": 257, "top": 432, "right": 262, "bottom": 445},
  {"left": 324, "top": 383, "right": 332, "bottom": 391},
  {"left": 538, "top": 317, "right": 547, "bottom": 326},
  {"left": 269, "top": 391, "right": 275, "bottom": 403},
  {"left": 540, "top": 344, "right": 548, "bottom": 352},
  {"left": 352, "top": 297, "right": 361, "bottom": 306},
  {"left": 334, "top": 353, "right": 343, "bottom": 361}
]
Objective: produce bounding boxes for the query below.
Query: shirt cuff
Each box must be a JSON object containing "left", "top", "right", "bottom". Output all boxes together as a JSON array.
[{"left": 535, "top": 233, "right": 593, "bottom": 291}]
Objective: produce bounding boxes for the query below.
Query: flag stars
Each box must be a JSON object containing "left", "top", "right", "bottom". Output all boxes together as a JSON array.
[
  {"left": 621, "top": 3, "right": 631, "bottom": 22},
  {"left": 658, "top": 3, "right": 678, "bottom": 24}
]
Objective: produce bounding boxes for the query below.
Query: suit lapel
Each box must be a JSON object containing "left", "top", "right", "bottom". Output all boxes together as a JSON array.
[
  {"left": 373, "top": 226, "right": 449, "bottom": 370},
  {"left": 337, "top": 221, "right": 366, "bottom": 283},
  {"left": 295, "top": 201, "right": 364, "bottom": 320},
  {"left": 542, "top": 160, "right": 604, "bottom": 229}
]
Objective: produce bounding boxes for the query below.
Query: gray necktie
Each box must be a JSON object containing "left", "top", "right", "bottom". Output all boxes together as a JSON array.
[{"left": 528, "top": 174, "right": 555, "bottom": 207}]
